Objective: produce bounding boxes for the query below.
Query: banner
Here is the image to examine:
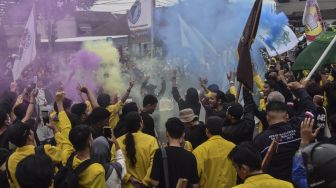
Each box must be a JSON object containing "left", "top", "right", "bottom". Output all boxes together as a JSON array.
[
  {"left": 12, "top": 5, "right": 36, "bottom": 81},
  {"left": 258, "top": 25, "right": 299, "bottom": 56},
  {"left": 128, "top": 0, "right": 154, "bottom": 43},
  {"left": 237, "top": 0, "right": 263, "bottom": 91},
  {"left": 303, "top": 0, "right": 324, "bottom": 43}
]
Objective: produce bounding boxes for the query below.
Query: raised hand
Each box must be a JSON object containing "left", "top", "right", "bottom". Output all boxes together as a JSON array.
[
  {"left": 55, "top": 91, "right": 65, "bottom": 103},
  {"left": 300, "top": 118, "right": 319, "bottom": 145},
  {"left": 30, "top": 89, "right": 38, "bottom": 100},
  {"left": 129, "top": 80, "right": 135, "bottom": 89}
]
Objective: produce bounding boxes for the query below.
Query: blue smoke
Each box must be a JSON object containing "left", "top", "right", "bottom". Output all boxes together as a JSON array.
[{"left": 155, "top": 0, "right": 289, "bottom": 89}]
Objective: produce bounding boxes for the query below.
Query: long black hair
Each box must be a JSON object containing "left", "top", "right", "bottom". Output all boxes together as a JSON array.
[
  {"left": 185, "top": 88, "right": 201, "bottom": 115},
  {"left": 124, "top": 111, "right": 142, "bottom": 167}
]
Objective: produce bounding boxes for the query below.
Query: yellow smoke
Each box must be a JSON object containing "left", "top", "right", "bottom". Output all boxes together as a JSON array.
[{"left": 83, "top": 41, "right": 126, "bottom": 94}]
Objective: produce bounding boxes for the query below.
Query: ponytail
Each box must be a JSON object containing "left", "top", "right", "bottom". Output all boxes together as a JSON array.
[
  {"left": 124, "top": 111, "right": 141, "bottom": 167},
  {"left": 125, "top": 132, "right": 136, "bottom": 166}
]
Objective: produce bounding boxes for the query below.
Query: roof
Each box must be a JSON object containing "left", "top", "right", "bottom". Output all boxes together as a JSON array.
[{"left": 40, "top": 35, "right": 128, "bottom": 43}]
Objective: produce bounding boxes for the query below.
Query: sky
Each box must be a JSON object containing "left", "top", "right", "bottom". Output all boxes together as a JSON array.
[{"left": 90, "top": 0, "right": 178, "bottom": 13}]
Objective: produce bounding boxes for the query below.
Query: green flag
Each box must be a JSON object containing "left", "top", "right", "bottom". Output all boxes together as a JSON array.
[{"left": 292, "top": 31, "right": 336, "bottom": 71}]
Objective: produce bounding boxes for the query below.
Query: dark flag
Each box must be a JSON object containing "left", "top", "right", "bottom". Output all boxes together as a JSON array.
[{"left": 237, "top": 0, "right": 263, "bottom": 91}]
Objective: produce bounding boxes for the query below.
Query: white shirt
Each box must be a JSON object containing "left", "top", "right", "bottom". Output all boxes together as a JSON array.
[{"left": 106, "top": 149, "right": 126, "bottom": 188}]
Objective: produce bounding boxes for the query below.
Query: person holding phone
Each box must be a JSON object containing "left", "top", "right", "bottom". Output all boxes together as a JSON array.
[{"left": 91, "top": 127, "right": 126, "bottom": 188}]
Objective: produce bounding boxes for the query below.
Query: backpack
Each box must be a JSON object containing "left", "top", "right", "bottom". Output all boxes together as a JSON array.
[
  {"left": 6, "top": 145, "right": 45, "bottom": 183},
  {"left": 54, "top": 152, "right": 94, "bottom": 188},
  {"left": 105, "top": 162, "right": 123, "bottom": 180}
]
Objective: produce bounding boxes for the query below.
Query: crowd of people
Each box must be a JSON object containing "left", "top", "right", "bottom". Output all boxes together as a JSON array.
[{"left": 0, "top": 49, "right": 336, "bottom": 188}]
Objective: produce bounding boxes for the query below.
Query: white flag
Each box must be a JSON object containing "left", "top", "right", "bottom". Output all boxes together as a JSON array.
[
  {"left": 258, "top": 25, "right": 299, "bottom": 57},
  {"left": 12, "top": 5, "right": 36, "bottom": 81},
  {"left": 303, "top": 0, "right": 324, "bottom": 43}
]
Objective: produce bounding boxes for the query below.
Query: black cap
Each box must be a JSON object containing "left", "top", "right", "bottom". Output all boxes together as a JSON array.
[
  {"left": 8, "top": 121, "right": 31, "bottom": 147},
  {"left": 227, "top": 102, "right": 244, "bottom": 120}
]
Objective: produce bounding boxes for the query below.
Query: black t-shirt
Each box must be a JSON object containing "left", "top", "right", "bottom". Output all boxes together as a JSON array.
[
  {"left": 140, "top": 111, "right": 155, "bottom": 137},
  {"left": 150, "top": 146, "right": 199, "bottom": 188},
  {"left": 184, "top": 122, "right": 207, "bottom": 149},
  {"left": 315, "top": 106, "right": 328, "bottom": 141},
  {"left": 0, "top": 129, "right": 9, "bottom": 150}
]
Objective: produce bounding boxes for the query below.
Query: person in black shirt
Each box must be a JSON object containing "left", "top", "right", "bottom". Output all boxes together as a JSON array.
[
  {"left": 179, "top": 108, "right": 207, "bottom": 149},
  {"left": 150, "top": 118, "right": 199, "bottom": 188},
  {"left": 201, "top": 89, "right": 227, "bottom": 121},
  {"left": 141, "top": 95, "right": 158, "bottom": 137},
  {"left": 87, "top": 107, "right": 111, "bottom": 139},
  {"left": 114, "top": 102, "right": 139, "bottom": 138},
  {"left": 254, "top": 82, "right": 316, "bottom": 182},
  {"left": 0, "top": 109, "right": 10, "bottom": 150},
  {"left": 171, "top": 70, "right": 201, "bottom": 116},
  {"left": 222, "top": 87, "right": 255, "bottom": 145}
]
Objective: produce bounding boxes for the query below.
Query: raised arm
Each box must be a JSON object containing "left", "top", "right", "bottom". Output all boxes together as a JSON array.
[
  {"left": 287, "top": 82, "right": 316, "bottom": 116},
  {"left": 227, "top": 72, "right": 237, "bottom": 96},
  {"left": 141, "top": 76, "right": 149, "bottom": 96},
  {"left": 120, "top": 81, "right": 134, "bottom": 103},
  {"left": 22, "top": 89, "right": 38, "bottom": 123},
  {"left": 242, "top": 87, "right": 256, "bottom": 125},
  {"left": 157, "top": 77, "right": 166, "bottom": 99},
  {"left": 78, "top": 85, "right": 99, "bottom": 108},
  {"left": 171, "top": 70, "right": 182, "bottom": 103}
]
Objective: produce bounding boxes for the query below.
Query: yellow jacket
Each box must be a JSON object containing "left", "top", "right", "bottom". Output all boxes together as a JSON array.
[
  {"left": 70, "top": 156, "right": 106, "bottom": 188},
  {"left": 254, "top": 74, "right": 264, "bottom": 91},
  {"left": 107, "top": 101, "right": 123, "bottom": 129},
  {"left": 8, "top": 111, "right": 71, "bottom": 188},
  {"left": 233, "top": 174, "right": 294, "bottom": 188},
  {"left": 112, "top": 131, "right": 158, "bottom": 188},
  {"left": 192, "top": 135, "right": 236, "bottom": 188}
]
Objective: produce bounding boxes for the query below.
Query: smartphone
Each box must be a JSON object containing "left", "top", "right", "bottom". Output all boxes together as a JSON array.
[
  {"left": 103, "top": 127, "right": 112, "bottom": 139},
  {"left": 41, "top": 111, "right": 50, "bottom": 125}
]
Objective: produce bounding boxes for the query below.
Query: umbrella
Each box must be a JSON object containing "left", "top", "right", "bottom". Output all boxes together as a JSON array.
[{"left": 292, "top": 31, "right": 336, "bottom": 71}]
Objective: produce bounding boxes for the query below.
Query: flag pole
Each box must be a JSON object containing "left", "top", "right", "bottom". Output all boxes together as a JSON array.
[
  {"left": 235, "top": 82, "right": 243, "bottom": 102},
  {"left": 305, "top": 34, "right": 336, "bottom": 81}
]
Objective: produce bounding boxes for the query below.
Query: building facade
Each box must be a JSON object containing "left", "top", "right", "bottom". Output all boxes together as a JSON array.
[{"left": 276, "top": 0, "right": 336, "bottom": 27}]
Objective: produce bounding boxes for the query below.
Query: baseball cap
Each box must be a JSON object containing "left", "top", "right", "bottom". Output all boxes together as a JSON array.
[{"left": 227, "top": 102, "right": 244, "bottom": 120}]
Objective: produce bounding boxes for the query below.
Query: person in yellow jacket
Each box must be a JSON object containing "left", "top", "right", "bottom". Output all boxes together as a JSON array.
[
  {"left": 56, "top": 93, "right": 106, "bottom": 188},
  {"left": 111, "top": 111, "right": 158, "bottom": 188},
  {"left": 62, "top": 124, "right": 106, "bottom": 188},
  {"left": 7, "top": 91, "right": 72, "bottom": 188},
  {"left": 97, "top": 81, "right": 134, "bottom": 129},
  {"left": 192, "top": 116, "right": 237, "bottom": 188},
  {"left": 228, "top": 142, "right": 293, "bottom": 188}
]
